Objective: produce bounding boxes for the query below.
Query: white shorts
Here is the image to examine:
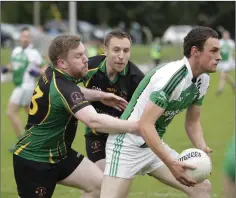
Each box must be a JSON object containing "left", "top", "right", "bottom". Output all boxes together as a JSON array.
[
  {"left": 217, "top": 59, "right": 235, "bottom": 72},
  {"left": 9, "top": 86, "right": 34, "bottom": 106},
  {"left": 104, "top": 133, "right": 179, "bottom": 179},
  {"left": 1, "top": 73, "right": 13, "bottom": 83}
]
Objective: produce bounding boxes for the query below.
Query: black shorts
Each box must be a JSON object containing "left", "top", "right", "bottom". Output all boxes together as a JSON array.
[
  {"left": 85, "top": 134, "right": 108, "bottom": 163},
  {"left": 13, "top": 149, "right": 84, "bottom": 198}
]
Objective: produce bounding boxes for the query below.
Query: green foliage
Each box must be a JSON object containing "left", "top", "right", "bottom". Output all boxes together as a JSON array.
[{"left": 1, "top": 2, "right": 235, "bottom": 37}]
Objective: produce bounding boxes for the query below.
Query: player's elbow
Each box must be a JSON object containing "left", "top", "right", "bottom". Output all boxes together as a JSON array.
[
  {"left": 86, "top": 118, "right": 98, "bottom": 129},
  {"left": 139, "top": 120, "right": 150, "bottom": 136},
  {"left": 86, "top": 116, "right": 102, "bottom": 131}
]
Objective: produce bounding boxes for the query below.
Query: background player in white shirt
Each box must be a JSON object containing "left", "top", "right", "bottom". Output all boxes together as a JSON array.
[
  {"left": 216, "top": 30, "right": 235, "bottom": 95},
  {"left": 1, "top": 27, "right": 46, "bottom": 152},
  {"left": 101, "top": 26, "right": 221, "bottom": 198}
]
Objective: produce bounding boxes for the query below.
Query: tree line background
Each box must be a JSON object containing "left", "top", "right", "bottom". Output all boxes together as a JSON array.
[{"left": 1, "top": 1, "right": 235, "bottom": 38}]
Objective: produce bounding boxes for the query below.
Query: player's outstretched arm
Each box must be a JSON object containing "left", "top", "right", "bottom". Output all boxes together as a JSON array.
[
  {"left": 80, "top": 86, "right": 128, "bottom": 111},
  {"left": 139, "top": 99, "right": 172, "bottom": 164},
  {"left": 74, "top": 105, "right": 138, "bottom": 134},
  {"left": 139, "top": 99, "right": 196, "bottom": 187},
  {"left": 185, "top": 104, "right": 212, "bottom": 154}
]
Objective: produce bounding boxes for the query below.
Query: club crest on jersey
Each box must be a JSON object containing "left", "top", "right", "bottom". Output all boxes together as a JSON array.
[
  {"left": 71, "top": 92, "right": 83, "bottom": 104},
  {"left": 35, "top": 187, "right": 47, "bottom": 197},
  {"left": 91, "top": 141, "right": 102, "bottom": 153}
]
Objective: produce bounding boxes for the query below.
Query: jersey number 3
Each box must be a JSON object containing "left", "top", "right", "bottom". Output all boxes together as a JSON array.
[{"left": 29, "top": 85, "right": 44, "bottom": 115}]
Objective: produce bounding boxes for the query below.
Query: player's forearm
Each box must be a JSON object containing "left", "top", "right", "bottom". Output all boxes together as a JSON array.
[
  {"left": 90, "top": 114, "right": 138, "bottom": 134},
  {"left": 4, "top": 63, "right": 13, "bottom": 72},
  {"left": 80, "top": 87, "right": 105, "bottom": 102},
  {"left": 185, "top": 120, "right": 207, "bottom": 150},
  {"left": 140, "top": 123, "right": 173, "bottom": 166}
]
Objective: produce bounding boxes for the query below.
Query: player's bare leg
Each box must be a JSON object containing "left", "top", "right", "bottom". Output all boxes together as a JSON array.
[
  {"left": 95, "top": 159, "right": 106, "bottom": 172},
  {"left": 58, "top": 157, "right": 103, "bottom": 198},
  {"left": 149, "top": 165, "right": 211, "bottom": 198},
  {"left": 223, "top": 176, "right": 235, "bottom": 198},
  {"left": 225, "top": 73, "right": 236, "bottom": 93},
  {"left": 80, "top": 158, "right": 105, "bottom": 197},
  {"left": 100, "top": 176, "right": 133, "bottom": 198},
  {"left": 217, "top": 72, "right": 227, "bottom": 95},
  {"left": 24, "top": 105, "right": 30, "bottom": 113},
  {"left": 7, "top": 102, "right": 22, "bottom": 138}
]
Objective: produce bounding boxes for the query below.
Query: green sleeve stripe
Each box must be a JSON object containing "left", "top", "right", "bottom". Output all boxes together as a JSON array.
[
  {"left": 163, "top": 66, "right": 187, "bottom": 96},
  {"left": 193, "top": 95, "right": 205, "bottom": 106},
  {"left": 150, "top": 91, "right": 168, "bottom": 109}
]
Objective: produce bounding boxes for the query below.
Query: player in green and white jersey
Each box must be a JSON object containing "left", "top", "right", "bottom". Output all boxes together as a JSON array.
[
  {"left": 2, "top": 27, "right": 46, "bottom": 152},
  {"left": 223, "top": 134, "right": 235, "bottom": 198},
  {"left": 216, "top": 31, "right": 236, "bottom": 95},
  {"left": 101, "top": 26, "right": 221, "bottom": 198}
]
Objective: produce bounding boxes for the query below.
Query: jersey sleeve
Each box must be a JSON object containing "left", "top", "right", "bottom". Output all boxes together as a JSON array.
[
  {"left": 229, "top": 40, "right": 235, "bottom": 49},
  {"left": 192, "top": 74, "right": 210, "bottom": 106},
  {"left": 55, "top": 78, "right": 91, "bottom": 114},
  {"left": 149, "top": 65, "right": 187, "bottom": 109},
  {"left": 11, "top": 47, "right": 20, "bottom": 60},
  {"left": 28, "top": 49, "right": 43, "bottom": 67}
]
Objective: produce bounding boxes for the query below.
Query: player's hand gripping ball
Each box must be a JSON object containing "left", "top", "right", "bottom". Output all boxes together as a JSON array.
[{"left": 178, "top": 148, "right": 212, "bottom": 183}]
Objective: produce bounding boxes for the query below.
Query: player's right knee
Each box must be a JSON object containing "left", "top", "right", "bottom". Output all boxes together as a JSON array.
[
  {"left": 7, "top": 108, "right": 14, "bottom": 118},
  {"left": 7, "top": 103, "right": 19, "bottom": 117},
  {"left": 84, "top": 180, "right": 101, "bottom": 196}
]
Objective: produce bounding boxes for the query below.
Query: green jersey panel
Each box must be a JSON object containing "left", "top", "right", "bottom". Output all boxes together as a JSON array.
[
  {"left": 11, "top": 50, "right": 29, "bottom": 86},
  {"left": 121, "top": 57, "right": 209, "bottom": 141},
  {"left": 14, "top": 67, "right": 90, "bottom": 163}
]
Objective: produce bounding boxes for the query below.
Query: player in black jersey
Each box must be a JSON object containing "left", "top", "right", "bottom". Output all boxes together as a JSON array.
[
  {"left": 82, "top": 30, "right": 144, "bottom": 170},
  {"left": 13, "top": 35, "right": 139, "bottom": 198}
]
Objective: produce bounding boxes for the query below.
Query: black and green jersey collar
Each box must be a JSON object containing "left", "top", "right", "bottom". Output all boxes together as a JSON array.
[
  {"left": 50, "top": 65, "right": 81, "bottom": 84},
  {"left": 98, "top": 59, "right": 129, "bottom": 77}
]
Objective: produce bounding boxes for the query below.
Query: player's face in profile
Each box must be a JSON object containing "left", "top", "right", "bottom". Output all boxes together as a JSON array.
[
  {"left": 198, "top": 37, "right": 221, "bottom": 73},
  {"left": 105, "top": 37, "right": 131, "bottom": 72},
  {"left": 20, "top": 30, "right": 31, "bottom": 48},
  {"left": 65, "top": 43, "right": 88, "bottom": 78}
]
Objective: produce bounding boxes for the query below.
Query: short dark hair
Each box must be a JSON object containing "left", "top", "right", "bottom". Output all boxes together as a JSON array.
[
  {"left": 104, "top": 30, "right": 132, "bottom": 47},
  {"left": 48, "top": 35, "right": 81, "bottom": 66},
  {"left": 183, "top": 26, "right": 219, "bottom": 58},
  {"left": 20, "top": 27, "right": 30, "bottom": 32}
]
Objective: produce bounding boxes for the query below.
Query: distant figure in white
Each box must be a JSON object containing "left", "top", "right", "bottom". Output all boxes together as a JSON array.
[
  {"left": 216, "top": 31, "right": 235, "bottom": 95},
  {"left": 1, "top": 27, "right": 46, "bottom": 152}
]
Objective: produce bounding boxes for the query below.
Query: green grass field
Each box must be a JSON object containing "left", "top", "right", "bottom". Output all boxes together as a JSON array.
[{"left": 1, "top": 46, "right": 235, "bottom": 198}]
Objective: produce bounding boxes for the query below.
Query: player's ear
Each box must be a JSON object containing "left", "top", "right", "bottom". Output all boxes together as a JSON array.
[
  {"left": 57, "top": 59, "right": 67, "bottom": 69},
  {"left": 190, "top": 46, "right": 200, "bottom": 57}
]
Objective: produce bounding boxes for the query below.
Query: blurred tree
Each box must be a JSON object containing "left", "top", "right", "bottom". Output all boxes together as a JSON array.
[{"left": 1, "top": 1, "right": 235, "bottom": 38}]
